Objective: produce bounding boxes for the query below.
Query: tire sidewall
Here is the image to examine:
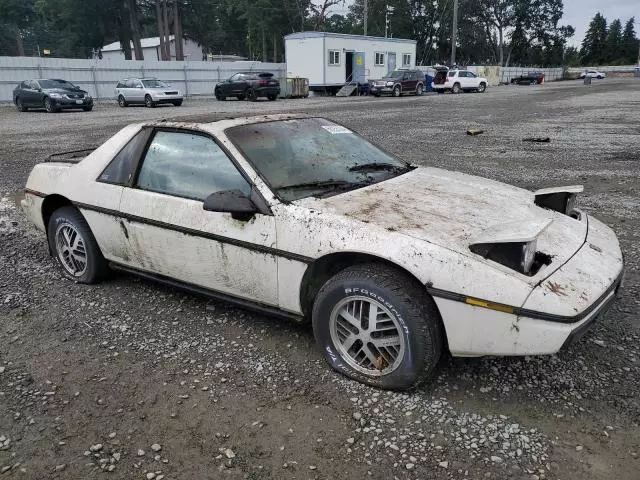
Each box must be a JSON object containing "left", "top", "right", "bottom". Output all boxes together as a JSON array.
[
  {"left": 313, "top": 277, "right": 428, "bottom": 390},
  {"left": 393, "top": 86, "right": 401, "bottom": 97}
]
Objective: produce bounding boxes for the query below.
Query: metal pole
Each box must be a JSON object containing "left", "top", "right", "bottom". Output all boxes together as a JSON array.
[
  {"left": 450, "top": 0, "right": 459, "bottom": 66},
  {"left": 363, "top": 0, "right": 368, "bottom": 36},
  {"left": 385, "top": 8, "right": 388, "bottom": 38}
]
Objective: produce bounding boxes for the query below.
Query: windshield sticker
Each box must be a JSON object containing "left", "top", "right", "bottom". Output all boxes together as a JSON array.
[{"left": 322, "top": 125, "right": 353, "bottom": 134}]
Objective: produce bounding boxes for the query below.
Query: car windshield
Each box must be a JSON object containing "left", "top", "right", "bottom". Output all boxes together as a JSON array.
[
  {"left": 142, "top": 79, "right": 168, "bottom": 88},
  {"left": 38, "top": 79, "right": 77, "bottom": 89},
  {"left": 225, "top": 118, "right": 412, "bottom": 202},
  {"left": 386, "top": 70, "right": 405, "bottom": 78}
]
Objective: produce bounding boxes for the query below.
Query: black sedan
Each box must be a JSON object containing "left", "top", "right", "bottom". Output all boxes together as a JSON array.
[
  {"left": 214, "top": 72, "right": 280, "bottom": 101},
  {"left": 510, "top": 72, "right": 545, "bottom": 85},
  {"left": 13, "top": 79, "right": 94, "bottom": 113}
]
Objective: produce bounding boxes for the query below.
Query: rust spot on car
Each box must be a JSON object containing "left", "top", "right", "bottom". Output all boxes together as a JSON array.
[
  {"left": 119, "top": 220, "right": 129, "bottom": 240},
  {"left": 546, "top": 281, "right": 568, "bottom": 296},
  {"left": 589, "top": 243, "right": 602, "bottom": 253}
]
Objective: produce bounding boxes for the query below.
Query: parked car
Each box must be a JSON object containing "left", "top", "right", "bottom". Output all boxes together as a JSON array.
[
  {"left": 21, "top": 115, "right": 624, "bottom": 390},
  {"left": 115, "top": 78, "right": 183, "bottom": 108},
  {"left": 510, "top": 72, "right": 545, "bottom": 85},
  {"left": 432, "top": 69, "right": 488, "bottom": 94},
  {"left": 369, "top": 69, "right": 425, "bottom": 97},
  {"left": 214, "top": 72, "right": 280, "bottom": 101},
  {"left": 580, "top": 70, "right": 606, "bottom": 79},
  {"left": 13, "top": 79, "right": 93, "bottom": 113}
]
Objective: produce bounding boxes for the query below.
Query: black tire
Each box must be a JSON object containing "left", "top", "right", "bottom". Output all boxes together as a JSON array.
[
  {"left": 477, "top": 82, "right": 486, "bottom": 93},
  {"left": 236, "top": 95, "right": 245, "bottom": 101},
  {"left": 246, "top": 88, "right": 257, "bottom": 101},
  {"left": 15, "top": 97, "right": 28, "bottom": 112},
  {"left": 215, "top": 89, "right": 226, "bottom": 101},
  {"left": 451, "top": 83, "right": 461, "bottom": 94},
  {"left": 47, "top": 206, "right": 109, "bottom": 284},
  {"left": 267, "top": 94, "right": 277, "bottom": 101},
  {"left": 597, "top": 75, "right": 603, "bottom": 79},
  {"left": 415, "top": 83, "right": 424, "bottom": 96},
  {"left": 392, "top": 85, "right": 401, "bottom": 97},
  {"left": 44, "top": 97, "right": 59, "bottom": 113},
  {"left": 312, "top": 263, "right": 442, "bottom": 390},
  {"left": 145, "top": 95, "right": 155, "bottom": 108},
  {"left": 374, "top": 92, "right": 381, "bottom": 97},
  {"left": 531, "top": 79, "right": 538, "bottom": 85},
  {"left": 117, "top": 95, "right": 128, "bottom": 107},
  {"left": 436, "top": 90, "right": 445, "bottom": 94},
  {"left": 82, "top": 106, "right": 93, "bottom": 111},
  {"left": 172, "top": 100, "right": 183, "bottom": 106}
]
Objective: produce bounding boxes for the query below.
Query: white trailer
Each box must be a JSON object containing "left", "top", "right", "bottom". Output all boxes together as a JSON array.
[{"left": 284, "top": 32, "right": 417, "bottom": 93}]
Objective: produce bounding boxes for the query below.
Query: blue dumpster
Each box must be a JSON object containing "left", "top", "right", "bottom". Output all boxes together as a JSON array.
[{"left": 424, "top": 74, "right": 433, "bottom": 92}]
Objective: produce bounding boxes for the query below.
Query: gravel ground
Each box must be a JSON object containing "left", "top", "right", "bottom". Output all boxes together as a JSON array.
[{"left": 0, "top": 78, "right": 638, "bottom": 480}]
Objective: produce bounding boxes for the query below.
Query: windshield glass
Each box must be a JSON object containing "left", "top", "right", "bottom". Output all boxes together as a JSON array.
[
  {"left": 142, "top": 79, "right": 168, "bottom": 88},
  {"left": 387, "top": 70, "right": 405, "bottom": 78},
  {"left": 225, "top": 118, "right": 411, "bottom": 202},
  {"left": 39, "top": 79, "right": 77, "bottom": 89}
]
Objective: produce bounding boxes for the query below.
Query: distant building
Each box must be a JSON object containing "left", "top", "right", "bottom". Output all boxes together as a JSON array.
[
  {"left": 207, "top": 54, "right": 248, "bottom": 62},
  {"left": 100, "top": 36, "right": 205, "bottom": 61}
]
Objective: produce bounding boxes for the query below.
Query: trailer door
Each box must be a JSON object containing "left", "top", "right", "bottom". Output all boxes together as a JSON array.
[
  {"left": 353, "top": 52, "right": 366, "bottom": 83},
  {"left": 387, "top": 53, "right": 396, "bottom": 74}
]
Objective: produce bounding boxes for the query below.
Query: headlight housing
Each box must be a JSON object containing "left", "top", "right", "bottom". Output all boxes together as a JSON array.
[
  {"left": 471, "top": 239, "right": 544, "bottom": 275},
  {"left": 49, "top": 92, "right": 62, "bottom": 98},
  {"left": 386, "top": 81, "right": 394, "bottom": 87}
]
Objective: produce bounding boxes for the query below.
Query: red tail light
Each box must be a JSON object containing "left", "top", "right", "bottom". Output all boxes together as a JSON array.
[{"left": 259, "top": 80, "right": 268, "bottom": 86}]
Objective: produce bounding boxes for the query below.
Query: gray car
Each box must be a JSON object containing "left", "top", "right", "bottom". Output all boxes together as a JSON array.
[{"left": 115, "top": 78, "right": 183, "bottom": 108}]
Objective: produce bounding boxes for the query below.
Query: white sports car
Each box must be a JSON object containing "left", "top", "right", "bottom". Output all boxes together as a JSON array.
[{"left": 22, "top": 115, "right": 624, "bottom": 390}]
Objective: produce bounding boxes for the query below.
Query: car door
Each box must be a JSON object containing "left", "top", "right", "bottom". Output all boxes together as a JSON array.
[
  {"left": 24, "top": 81, "right": 41, "bottom": 106},
  {"left": 118, "top": 128, "right": 279, "bottom": 305},
  {"left": 466, "top": 71, "right": 479, "bottom": 88},
  {"left": 232, "top": 74, "right": 249, "bottom": 95},
  {"left": 131, "top": 79, "right": 145, "bottom": 102},
  {"left": 224, "top": 73, "right": 242, "bottom": 95}
]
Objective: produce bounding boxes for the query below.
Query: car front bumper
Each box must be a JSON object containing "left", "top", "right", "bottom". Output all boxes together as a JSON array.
[
  {"left": 150, "top": 94, "right": 183, "bottom": 103},
  {"left": 370, "top": 85, "right": 395, "bottom": 95},
  {"left": 52, "top": 98, "right": 93, "bottom": 108}
]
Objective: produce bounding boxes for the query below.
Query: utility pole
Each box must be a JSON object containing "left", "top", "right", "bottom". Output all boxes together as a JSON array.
[
  {"left": 450, "top": 0, "right": 459, "bottom": 66},
  {"left": 363, "top": 0, "right": 368, "bottom": 36},
  {"left": 385, "top": 5, "right": 394, "bottom": 38}
]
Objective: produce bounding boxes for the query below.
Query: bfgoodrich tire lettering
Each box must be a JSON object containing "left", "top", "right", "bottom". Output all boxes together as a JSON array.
[
  {"left": 47, "top": 206, "right": 108, "bottom": 284},
  {"left": 312, "top": 263, "right": 442, "bottom": 390}
]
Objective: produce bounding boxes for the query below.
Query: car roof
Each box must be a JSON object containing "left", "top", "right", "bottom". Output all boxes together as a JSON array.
[{"left": 140, "top": 114, "right": 311, "bottom": 135}]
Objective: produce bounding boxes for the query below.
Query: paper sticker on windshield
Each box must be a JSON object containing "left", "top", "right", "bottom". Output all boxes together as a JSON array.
[{"left": 322, "top": 125, "right": 353, "bottom": 134}]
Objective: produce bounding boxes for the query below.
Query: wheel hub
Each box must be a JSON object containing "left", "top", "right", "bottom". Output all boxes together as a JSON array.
[
  {"left": 329, "top": 296, "right": 405, "bottom": 376},
  {"left": 55, "top": 223, "right": 87, "bottom": 277}
]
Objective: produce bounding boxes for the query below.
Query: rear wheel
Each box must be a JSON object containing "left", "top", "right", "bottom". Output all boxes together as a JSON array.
[
  {"left": 246, "top": 88, "right": 257, "bottom": 101},
  {"left": 531, "top": 79, "right": 538, "bottom": 85},
  {"left": 312, "top": 263, "right": 442, "bottom": 390},
  {"left": 117, "top": 95, "right": 128, "bottom": 107},
  {"left": 267, "top": 94, "right": 277, "bottom": 101},
  {"left": 15, "top": 97, "right": 27, "bottom": 112},
  {"left": 236, "top": 94, "right": 245, "bottom": 101},
  {"left": 47, "top": 206, "right": 108, "bottom": 284},
  {"left": 415, "top": 83, "right": 424, "bottom": 96},
  {"left": 477, "top": 82, "right": 486, "bottom": 93},
  {"left": 451, "top": 83, "right": 461, "bottom": 94},
  {"left": 144, "top": 95, "right": 155, "bottom": 108},
  {"left": 82, "top": 106, "right": 93, "bottom": 111},
  {"left": 172, "top": 100, "right": 183, "bottom": 106}
]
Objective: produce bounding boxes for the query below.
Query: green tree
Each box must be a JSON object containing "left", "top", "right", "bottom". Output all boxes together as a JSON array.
[
  {"left": 0, "top": 0, "right": 35, "bottom": 56},
  {"left": 581, "top": 12, "right": 607, "bottom": 65},
  {"left": 621, "top": 17, "right": 638, "bottom": 64},
  {"left": 606, "top": 19, "right": 622, "bottom": 62}
]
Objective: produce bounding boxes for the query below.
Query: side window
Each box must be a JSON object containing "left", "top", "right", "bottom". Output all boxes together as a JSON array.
[
  {"left": 468, "top": 72, "right": 477, "bottom": 78},
  {"left": 375, "top": 52, "right": 385, "bottom": 66},
  {"left": 136, "top": 131, "right": 251, "bottom": 201},
  {"left": 124, "top": 79, "right": 135, "bottom": 88},
  {"left": 116, "top": 80, "right": 125, "bottom": 88},
  {"left": 328, "top": 50, "right": 340, "bottom": 66},
  {"left": 229, "top": 73, "right": 241, "bottom": 81},
  {"left": 402, "top": 54, "right": 411, "bottom": 67},
  {"left": 98, "top": 128, "right": 151, "bottom": 185}
]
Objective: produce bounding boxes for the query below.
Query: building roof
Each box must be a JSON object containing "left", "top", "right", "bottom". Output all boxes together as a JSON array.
[
  {"left": 101, "top": 36, "right": 177, "bottom": 52},
  {"left": 284, "top": 31, "right": 416, "bottom": 44}
]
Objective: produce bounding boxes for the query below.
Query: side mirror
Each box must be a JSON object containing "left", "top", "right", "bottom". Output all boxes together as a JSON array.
[{"left": 203, "top": 190, "right": 257, "bottom": 220}]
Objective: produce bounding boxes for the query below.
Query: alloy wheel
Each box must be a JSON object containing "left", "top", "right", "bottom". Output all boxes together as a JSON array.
[
  {"left": 329, "top": 296, "right": 406, "bottom": 376},
  {"left": 55, "top": 223, "right": 87, "bottom": 277}
]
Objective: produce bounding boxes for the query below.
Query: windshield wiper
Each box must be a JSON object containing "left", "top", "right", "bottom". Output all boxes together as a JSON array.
[
  {"left": 277, "top": 180, "right": 369, "bottom": 191},
  {"left": 348, "top": 162, "right": 407, "bottom": 172}
]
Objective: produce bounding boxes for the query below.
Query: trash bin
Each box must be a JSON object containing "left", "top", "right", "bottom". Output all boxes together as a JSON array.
[
  {"left": 583, "top": 76, "right": 592, "bottom": 85},
  {"left": 424, "top": 74, "right": 433, "bottom": 92},
  {"left": 635, "top": 67, "right": 640, "bottom": 78}
]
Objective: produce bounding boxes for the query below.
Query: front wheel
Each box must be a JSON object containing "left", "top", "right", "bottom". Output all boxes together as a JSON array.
[
  {"left": 172, "top": 100, "right": 183, "bottom": 106},
  {"left": 82, "top": 106, "right": 93, "bottom": 111},
  {"left": 477, "top": 82, "right": 486, "bottom": 93},
  {"left": 312, "top": 263, "right": 442, "bottom": 390},
  {"left": 246, "top": 88, "right": 257, "bottom": 101},
  {"left": 215, "top": 89, "right": 226, "bottom": 101},
  {"left": 392, "top": 85, "right": 401, "bottom": 97},
  {"left": 47, "top": 206, "right": 109, "bottom": 284},
  {"left": 145, "top": 95, "right": 155, "bottom": 108},
  {"left": 44, "top": 97, "right": 59, "bottom": 113},
  {"left": 16, "top": 98, "right": 28, "bottom": 112},
  {"left": 415, "top": 83, "right": 424, "bottom": 96}
]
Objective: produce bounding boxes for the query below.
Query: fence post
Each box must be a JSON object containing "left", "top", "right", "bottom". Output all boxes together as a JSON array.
[
  {"left": 183, "top": 64, "right": 189, "bottom": 97},
  {"left": 91, "top": 66, "right": 99, "bottom": 99},
  {"left": 37, "top": 63, "right": 42, "bottom": 78},
  {"left": 140, "top": 65, "right": 145, "bottom": 78}
]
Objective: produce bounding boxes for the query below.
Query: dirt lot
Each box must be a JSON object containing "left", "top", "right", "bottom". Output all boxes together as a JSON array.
[{"left": 1, "top": 79, "right": 639, "bottom": 480}]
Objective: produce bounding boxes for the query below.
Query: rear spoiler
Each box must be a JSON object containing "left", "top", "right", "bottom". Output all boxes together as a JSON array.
[{"left": 45, "top": 147, "right": 97, "bottom": 163}]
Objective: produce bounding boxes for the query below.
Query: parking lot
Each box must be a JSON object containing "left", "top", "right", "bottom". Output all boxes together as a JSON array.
[{"left": 0, "top": 78, "right": 639, "bottom": 479}]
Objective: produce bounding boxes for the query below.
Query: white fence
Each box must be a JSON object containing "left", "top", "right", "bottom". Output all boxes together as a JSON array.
[{"left": 0, "top": 56, "right": 286, "bottom": 102}]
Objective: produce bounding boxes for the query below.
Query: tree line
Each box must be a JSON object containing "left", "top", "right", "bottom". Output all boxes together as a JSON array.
[
  {"left": 570, "top": 13, "right": 638, "bottom": 66},
  {"left": 0, "top": 0, "right": 636, "bottom": 67}
]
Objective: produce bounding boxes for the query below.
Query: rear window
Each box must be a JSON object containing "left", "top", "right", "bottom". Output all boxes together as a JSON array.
[
  {"left": 448, "top": 72, "right": 456, "bottom": 77},
  {"left": 257, "top": 72, "right": 274, "bottom": 78},
  {"left": 117, "top": 81, "right": 126, "bottom": 88}
]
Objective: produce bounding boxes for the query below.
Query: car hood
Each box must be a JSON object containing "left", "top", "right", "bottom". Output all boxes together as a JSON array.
[
  {"left": 296, "top": 167, "right": 587, "bottom": 278},
  {"left": 43, "top": 88, "right": 87, "bottom": 95}
]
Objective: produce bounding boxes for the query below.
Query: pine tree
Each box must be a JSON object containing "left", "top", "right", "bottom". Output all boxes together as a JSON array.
[
  {"left": 580, "top": 13, "right": 607, "bottom": 65},
  {"left": 622, "top": 17, "right": 639, "bottom": 64},
  {"left": 606, "top": 19, "right": 622, "bottom": 63}
]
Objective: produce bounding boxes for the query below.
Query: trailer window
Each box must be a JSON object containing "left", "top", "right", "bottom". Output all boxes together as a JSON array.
[
  {"left": 402, "top": 54, "right": 411, "bottom": 67},
  {"left": 375, "top": 52, "right": 385, "bottom": 66},
  {"left": 328, "top": 50, "right": 340, "bottom": 66}
]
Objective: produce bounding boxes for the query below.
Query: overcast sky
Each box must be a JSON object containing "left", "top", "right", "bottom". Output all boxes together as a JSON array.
[{"left": 564, "top": 0, "right": 638, "bottom": 46}]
